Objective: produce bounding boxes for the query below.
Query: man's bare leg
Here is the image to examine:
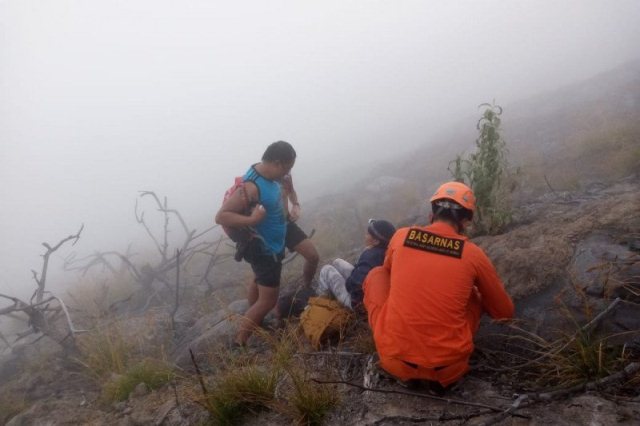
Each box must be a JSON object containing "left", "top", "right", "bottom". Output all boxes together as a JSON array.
[
  {"left": 247, "top": 280, "right": 259, "bottom": 307},
  {"left": 236, "top": 284, "right": 279, "bottom": 345},
  {"left": 293, "top": 238, "right": 319, "bottom": 287}
]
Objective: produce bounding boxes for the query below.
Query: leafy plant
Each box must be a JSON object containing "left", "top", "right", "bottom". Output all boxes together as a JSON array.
[{"left": 449, "top": 102, "right": 512, "bottom": 234}]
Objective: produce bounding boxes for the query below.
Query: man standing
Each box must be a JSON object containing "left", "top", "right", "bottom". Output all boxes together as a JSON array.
[
  {"left": 215, "top": 141, "right": 296, "bottom": 346},
  {"left": 363, "top": 181, "right": 514, "bottom": 388}
]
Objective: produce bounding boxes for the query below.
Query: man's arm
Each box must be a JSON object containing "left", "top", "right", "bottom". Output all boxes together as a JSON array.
[
  {"left": 282, "top": 174, "right": 301, "bottom": 221},
  {"left": 473, "top": 248, "right": 514, "bottom": 320},
  {"left": 215, "top": 182, "right": 265, "bottom": 227}
]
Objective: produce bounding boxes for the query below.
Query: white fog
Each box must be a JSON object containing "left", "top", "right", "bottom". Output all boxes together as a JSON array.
[{"left": 1, "top": 0, "right": 639, "bottom": 299}]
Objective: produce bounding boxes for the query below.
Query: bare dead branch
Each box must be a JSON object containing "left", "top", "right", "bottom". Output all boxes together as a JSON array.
[
  {"left": 171, "top": 249, "right": 181, "bottom": 334},
  {"left": 42, "top": 292, "right": 88, "bottom": 334},
  {"left": 581, "top": 297, "right": 621, "bottom": 334},
  {"left": 0, "top": 293, "right": 27, "bottom": 315},
  {"left": 33, "top": 224, "right": 84, "bottom": 303},
  {"left": 0, "top": 330, "right": 11, "bottom": 349},
  {"left": 192, "top": 224, "right": 220, "bottom": 241},
  {"left": 190, "top": 348, "right": 208, "bottom": 396},
  {"left": 481, "top": 394, "right": 529, "bottom": 426},
  {"left": 135, "top": 197, "right": 165, "bottom": 257}
]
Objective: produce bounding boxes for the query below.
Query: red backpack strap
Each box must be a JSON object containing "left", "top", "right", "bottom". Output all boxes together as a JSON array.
[{"left": 238, "top": 175, "right": 260, "bottom": 213}]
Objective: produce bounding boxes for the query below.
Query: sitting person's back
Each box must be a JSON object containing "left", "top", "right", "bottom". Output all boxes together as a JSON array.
[
  {"left": 316, "top": 219, "right": 396, "bottom": 309},
  {"left": 363, "top": 182, "right": 514, "bottom": 388}
]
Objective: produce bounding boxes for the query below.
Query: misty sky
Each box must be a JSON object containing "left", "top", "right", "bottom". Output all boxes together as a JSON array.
[{"left": 1, "top": 0, "right": 639, "bottom": 298}]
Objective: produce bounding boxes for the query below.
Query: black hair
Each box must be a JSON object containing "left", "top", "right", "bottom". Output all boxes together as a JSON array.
[
  {"left": 431, "top": 202, "right": 473, "bottom": 232},
  {"left": 262, "top": 141, "right": 296, "bottom": 164}
]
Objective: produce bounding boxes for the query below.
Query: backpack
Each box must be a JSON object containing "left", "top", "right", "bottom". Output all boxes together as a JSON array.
[
  {"left": 300, "top": 296, "right": 354, "bottom": 349},
  {"left": 221, "top": 176, "right": 259, "bottom": 260}
]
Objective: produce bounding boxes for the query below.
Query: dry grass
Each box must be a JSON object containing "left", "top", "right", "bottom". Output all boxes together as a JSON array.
[
  {"left": 286, "top": 367, "right": 339, "bottom": 426},
  {"left": 76, "top": 321, "right": 132, "bottom": 378},
  {"left": 0, "top": 390, "right": 27, "bottom": 424},
  {"left": 480, "top": 289, "right": 638, "bottom": 391},
  {"left": 194, "top": 323, "right": 342, "bottom": 425}
]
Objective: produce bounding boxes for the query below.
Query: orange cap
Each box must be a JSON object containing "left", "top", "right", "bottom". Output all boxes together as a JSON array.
[{"left": 429, "top": 181, "right": 476, "bottom": 212}]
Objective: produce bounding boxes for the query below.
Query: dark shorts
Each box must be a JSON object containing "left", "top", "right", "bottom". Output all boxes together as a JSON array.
[
  {"left": 285, "top": 221, "right": 308, "bottom": 251},
  {"left": 243, "top": 239, "right": 284, "bottom": 288}
]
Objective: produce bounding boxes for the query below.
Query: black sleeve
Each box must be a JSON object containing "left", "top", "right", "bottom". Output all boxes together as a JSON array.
[{"left": 345, "top": 247, "right": 386, "bottom": 306}]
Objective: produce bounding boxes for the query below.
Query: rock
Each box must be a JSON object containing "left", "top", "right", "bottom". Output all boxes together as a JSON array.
[
  {"left": 562, "top": 394, "right": 620, "bottom": 425},
  {"left": 4, "top": 406, "right": 32, "bottom": 426},
  {"left": 173, "top": 316, "right": 239, "bottom": 368},
  {"left": 152, "top": 400, "right": 175, "bottom": 425},
  {"left": 130, "top": 411, "right": 155, "bottom": 426},
  {"left": 0, "top": 352, "right": 20, "bottom": 382},
  {"left": 227, "top": 299, "right": 250, "bottom": 314},
  {"left": 571, "top": 232, "right": 631, "bottom": 297},
  {"left": 113, "top": 401, "right": 128, "bottom": 412},
  {"left": 172, "top": 299, "right": 255, "bottom": 368},
  {"left": 130, "top": 382, "right": 149, "bottom": 398}
]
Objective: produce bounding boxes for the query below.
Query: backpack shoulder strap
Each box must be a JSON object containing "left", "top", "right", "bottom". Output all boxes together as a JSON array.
[{"left": 241, "top": 173, "right": 261, "bottom": 207}]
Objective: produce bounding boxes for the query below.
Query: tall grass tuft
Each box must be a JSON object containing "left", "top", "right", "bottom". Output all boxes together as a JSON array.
[
  {"left": 204, "top": 364, "right": 278, "bottom": 425},
  {"left": 102, "top": 358, "right": 174, "bottom": 402},
  {"left": 288, "top": 369, "right": 339, "bottom": 426},
  {"left": 76, "top": 321, "right": 131, "bottom": 378}
]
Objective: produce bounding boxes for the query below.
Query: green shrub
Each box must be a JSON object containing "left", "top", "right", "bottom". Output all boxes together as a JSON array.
[
  {"left": 449, "top": 102, "right": 513, "bottom": 234},
  {"left": 288, "top": 371, "right": 338, "bottom": 426},
  {"left": 103, "top": 359, "right": 173, "bottom": 402},
  {"left": 204, "top": 365, "right": 278, "bottom": 425}
]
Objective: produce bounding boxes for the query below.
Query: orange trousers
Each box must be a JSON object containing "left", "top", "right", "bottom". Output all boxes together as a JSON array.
[{"left": 364, "top": 267, "right": 482, "bottom": 387}]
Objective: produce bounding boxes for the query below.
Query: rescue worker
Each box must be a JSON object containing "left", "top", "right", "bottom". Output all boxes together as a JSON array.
[{"left": 363, "top": 181, "right": 514, "bottom": 390}]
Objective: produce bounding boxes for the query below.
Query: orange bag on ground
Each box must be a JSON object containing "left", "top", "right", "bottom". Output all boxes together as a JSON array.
[{"left": 300, "top": 296, "right": 353, "bottom": 348}]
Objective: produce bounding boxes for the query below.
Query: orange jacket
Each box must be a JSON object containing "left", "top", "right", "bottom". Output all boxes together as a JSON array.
[{"left": 370, "top": 222, "right": 514, "bottom": 368}]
